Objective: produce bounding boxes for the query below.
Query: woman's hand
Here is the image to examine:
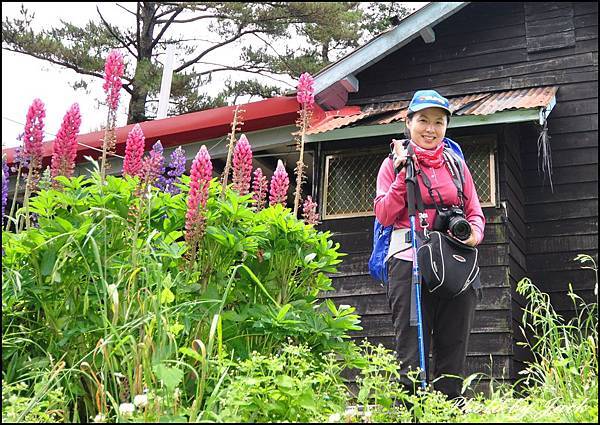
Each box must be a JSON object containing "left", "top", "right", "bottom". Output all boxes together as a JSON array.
[
  {"left": 392, "top": 139, "right": 408, "bottom": 169},
  {"left": 449, "top": 225, "right": 478, "bottom": 247}
]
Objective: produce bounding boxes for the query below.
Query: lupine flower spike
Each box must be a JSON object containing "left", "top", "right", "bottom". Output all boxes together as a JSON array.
[
  {"left": 252, "top": 168, "right": 268, "bottom": 211},
  {"left": 2, "top": 155, "right": 8, "bottom": 223},
  {"left": 186, "top": 146, "right": 213, "bottom": 264},
  {"left": 302, "top": 196, "right": 319, "bottom": 225},
  {"left": 141, "top": 140, "right": 164, "bottom": 185},
  {"left": 21, "top": 98, "right": 46, "bottom": 231},
  {"left": 293, "top": 72, "right": 315, "bottom": 216},
  {"left": 232, "top": 134, "right": 253, "bottom": 196},
  {"left": 100, "top": 50, "right": 125, "bottom": 182},
  {"left": 269, "top": 160, "right": 289, "bottom": 207},
  {"left": 51, "top": 103, "right": 81, "bottom": 184},
  {"left": 23, "top": 98, "right": 46, "bottom": 177},
  {"left": 160, "top": 146, "right": 186, "bottom": 194},
  {"left": 122, "top": 124, "right": 145, "bottom": 178}
]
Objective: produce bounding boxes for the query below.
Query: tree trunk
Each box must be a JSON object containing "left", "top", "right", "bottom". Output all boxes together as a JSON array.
[{"left": 127, "top": 2, "right": 156, "bottom": 124}]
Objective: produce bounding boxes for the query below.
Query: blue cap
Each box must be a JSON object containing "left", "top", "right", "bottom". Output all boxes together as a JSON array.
[{"left": 408, "top": 90, "right": 451, "bottom": 115}]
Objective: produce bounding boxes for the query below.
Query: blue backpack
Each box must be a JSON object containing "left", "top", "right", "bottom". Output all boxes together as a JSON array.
[{"left": 368, "top": 138, "right": 465, "bottom": 285}]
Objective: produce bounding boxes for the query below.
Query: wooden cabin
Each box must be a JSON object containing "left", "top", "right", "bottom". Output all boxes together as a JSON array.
[{"left": 306, "top": 1, "right": 598, "bottom": 392}]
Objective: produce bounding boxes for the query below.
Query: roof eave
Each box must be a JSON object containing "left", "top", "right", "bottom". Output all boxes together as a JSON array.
[{"left": 313, "top": 2, "right": 469, "bottom": 98}]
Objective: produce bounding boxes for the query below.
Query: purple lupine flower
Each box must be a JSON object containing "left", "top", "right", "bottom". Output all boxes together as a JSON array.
[
  {"left": 2, "top": 156, "right": 8, "bottom": 222},
  {"left": 269, "top": 160, "right": 289, "bottom": 207},
  {"left": 141, "top": 142, "right": 164, "bottom": 185},
  {"left": 161, "top": 146, "right": 186, "bottom": 194},
  {"left": 232, "top": 134, "right": 253, "bottom": 196},
  {"left": 11, "top": 146, "right": 29, "bottom": 173},
  {"left": 252, "top": 167, "right": 268, "bottom": 211},
  {"left": 142, "top": 141, "right": 164, "bottom": 186}
]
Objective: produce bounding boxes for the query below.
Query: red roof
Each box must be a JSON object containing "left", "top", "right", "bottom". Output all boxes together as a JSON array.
[{"left": 3, "top": 96, "right": 303, "bottom": 166}]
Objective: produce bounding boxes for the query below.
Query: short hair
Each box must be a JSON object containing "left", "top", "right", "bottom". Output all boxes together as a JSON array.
[{"left": 404, "top": 110, "right": 451, "bottom": 139}]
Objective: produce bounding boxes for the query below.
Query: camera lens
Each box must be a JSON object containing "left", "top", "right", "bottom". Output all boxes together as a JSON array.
[{"left": 449, "top": 216, "right": 471, "bottom": 241}]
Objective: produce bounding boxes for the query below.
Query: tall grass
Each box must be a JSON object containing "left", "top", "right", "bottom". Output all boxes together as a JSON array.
[{"left": 514, "top": 254, "right": 598, "bottom": 422}]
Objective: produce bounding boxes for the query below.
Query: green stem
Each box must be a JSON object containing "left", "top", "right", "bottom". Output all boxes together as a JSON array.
[{"left": 5, "top": 164, "right": 22, "bottom": 232}]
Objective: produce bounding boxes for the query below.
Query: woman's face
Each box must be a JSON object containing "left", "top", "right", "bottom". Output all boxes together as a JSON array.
[{"left": 406, "top": 108, "right": 448, "bottom": 150}]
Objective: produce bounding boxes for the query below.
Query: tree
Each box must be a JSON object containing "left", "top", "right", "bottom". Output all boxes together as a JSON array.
[{"left": 2, "top": 2, "right": 413, "bottom": 124}]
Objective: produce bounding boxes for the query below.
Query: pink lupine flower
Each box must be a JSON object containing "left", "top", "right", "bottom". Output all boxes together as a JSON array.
[
  {"left": 296, "top": 72, "right": 315, "bottom": 108},
  {"left": 252, "top": 168, "right": 268, "bottom": 211},
  {"left": 141, "top": 141, "right": 164, "bottom": 185},
  {"left": 185, "top": 145, "right": 213, "bottom": 244},
  {"left": 269, "top": 160, "right": 289, "bottom": 207},
  {"left": 103, "top": 50, "right": 125, "bottom": 111},
  {"left": 122, "top": 124, "right": 145, "bottom": 177},
  {"left": 23, "top": 98, "right": 46, "bottom": 170},
  {"left": 302, "top": 196, "right": 319, "bottom": 225},
  {"left": 232, "top": 134, "right": 253, "bottom": 196},
  {"left": 51, "top": 103, "right": 81, "bottom": 180}
]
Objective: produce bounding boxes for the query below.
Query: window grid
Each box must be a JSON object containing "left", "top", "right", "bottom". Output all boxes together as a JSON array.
[{"left": 321, "top": 136, "right": 497, "bottom": 219}]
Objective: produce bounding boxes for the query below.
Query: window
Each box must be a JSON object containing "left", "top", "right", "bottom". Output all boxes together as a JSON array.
[
  {"left": 322, "top": 149, "right": 386, "bottom": 219},
  {"left": 321, "top": 135, "right": 497, "bottom": 219}
]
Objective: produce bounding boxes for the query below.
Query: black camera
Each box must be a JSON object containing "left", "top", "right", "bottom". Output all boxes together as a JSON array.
[{"left": 433, "top": 207, "right": 471, "bottom": 241}]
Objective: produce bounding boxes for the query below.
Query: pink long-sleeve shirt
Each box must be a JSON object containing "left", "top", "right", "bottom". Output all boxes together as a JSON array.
[{"left": 374, "top": 143, "right": 485, "bottom": 261}]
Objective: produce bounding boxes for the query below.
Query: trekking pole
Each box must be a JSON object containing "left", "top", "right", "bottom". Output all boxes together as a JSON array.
[{"left": 404, "top": 145, "right": 428, "bottom": 391}]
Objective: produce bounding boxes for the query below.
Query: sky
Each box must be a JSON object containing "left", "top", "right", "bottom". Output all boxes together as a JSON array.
[{"left": 1, "top": 2, "right": 427, "bottom": 150}]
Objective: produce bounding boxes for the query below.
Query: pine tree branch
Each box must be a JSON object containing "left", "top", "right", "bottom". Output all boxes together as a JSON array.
[
  {"left": 149, "top": 7, "right": 184, "bottom": 51},
  {"left": 175, "top": 28, "right": 264, "bottom": 73},
  {"left": 96, "top": 5, "right": 138, "bottom": 59}
]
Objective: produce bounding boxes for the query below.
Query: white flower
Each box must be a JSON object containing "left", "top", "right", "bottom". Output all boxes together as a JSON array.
[
  {"left": 92, "top": 413, "right": 106, "bottom": 423},
  {"left": 133, "top": 394, "right": 148, "bottom": 408},
  {"left": 327, "top": 413, "right": 341, "bottom": 422},
  {"left": 119, "top": 403, "right": 135, "bottom": 417}
]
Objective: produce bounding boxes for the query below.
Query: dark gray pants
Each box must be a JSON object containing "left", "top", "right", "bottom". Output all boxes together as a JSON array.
[{"left": 386, "top": 257, "right": 477, "bottom": 399}]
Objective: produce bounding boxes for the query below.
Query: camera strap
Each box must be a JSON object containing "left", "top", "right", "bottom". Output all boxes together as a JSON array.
[{"left": 415, "top": 149, "right": 466, "bottom": 213}]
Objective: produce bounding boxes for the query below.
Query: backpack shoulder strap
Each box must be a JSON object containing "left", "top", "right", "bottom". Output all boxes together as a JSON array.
[{"left": 443, "top": 148, "right": 466, "bottom": 205}]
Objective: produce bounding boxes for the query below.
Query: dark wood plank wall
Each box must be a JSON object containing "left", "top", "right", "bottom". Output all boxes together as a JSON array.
[
  {"left": 519, "top": 2, "right": 599, "bottom": 320},
  {"left": 340, "top": 1, "right": 597, "bottom": 381}
]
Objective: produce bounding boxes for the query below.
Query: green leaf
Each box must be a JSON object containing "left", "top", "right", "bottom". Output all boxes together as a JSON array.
[
  {"left": 160, "top": 287, "right": 175, "bottom": 304},
  {"left": 275, "top": 375, "right": 294, "bottom": 389},
  {"left": 152, "top": 364, "right": 184, "bottom": 392},
  {"left": 276, "top": 303, "right": 292, "bottom": 322},
  {"left": 40, "top": 249, "right": 56, "bottom": 276}
]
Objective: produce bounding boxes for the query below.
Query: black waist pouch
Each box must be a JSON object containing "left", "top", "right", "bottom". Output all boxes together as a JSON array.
[{"left": 417, "top": 231, "right": 479, "bottom": 299}]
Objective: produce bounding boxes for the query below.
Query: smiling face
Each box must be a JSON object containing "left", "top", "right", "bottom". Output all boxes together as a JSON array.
[{"left": 406, "top": 107, "right": 449, "bottom": 150}]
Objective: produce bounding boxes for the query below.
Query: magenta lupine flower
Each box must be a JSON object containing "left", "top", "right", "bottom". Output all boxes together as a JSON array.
[
  {"left": 51, "top": 103, "right": 81, "bottom": 180},
  {"left": 269, "top": 160, "right": 289, "bottom": 207},
  {"left": 23, "top": 98, "right": 46, "bottom": 170},
  {"left": 122, "top": 124, "right": 145, "bottom": 177},
  {"left": 160, "top": 146, "right": 186, "bottom": 194},
  {"left": 185, "top": 146, "right": 213, "bottom": 244},
  {"left": 302, "top": 196, "right": 319, "bottom": 225},
  {"left": 103, "top": 50, "right": 125, "bottom": 111},
  {"left": 252, "top": 168, "right": 268, "bottom": 211},
  {"left": 232, "top": 134, "right": 253, "bottom": 196},
  {"left": 296, "top": 72, "right": 315, "bottom": 108}
]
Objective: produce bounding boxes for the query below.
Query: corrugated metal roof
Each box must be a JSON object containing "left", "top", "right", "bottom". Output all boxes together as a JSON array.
[{"left": 307, "top": 86, "right": 558, "bottom": 134}]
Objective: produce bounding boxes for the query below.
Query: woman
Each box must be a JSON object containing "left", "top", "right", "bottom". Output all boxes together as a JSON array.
[{"left": 374, "top": 89, "right": 485, "bottom": 399}]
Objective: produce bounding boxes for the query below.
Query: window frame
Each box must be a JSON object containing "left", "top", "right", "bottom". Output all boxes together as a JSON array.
[{"left": 320, "top": 135, "right": 498, "bottom": 220}]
